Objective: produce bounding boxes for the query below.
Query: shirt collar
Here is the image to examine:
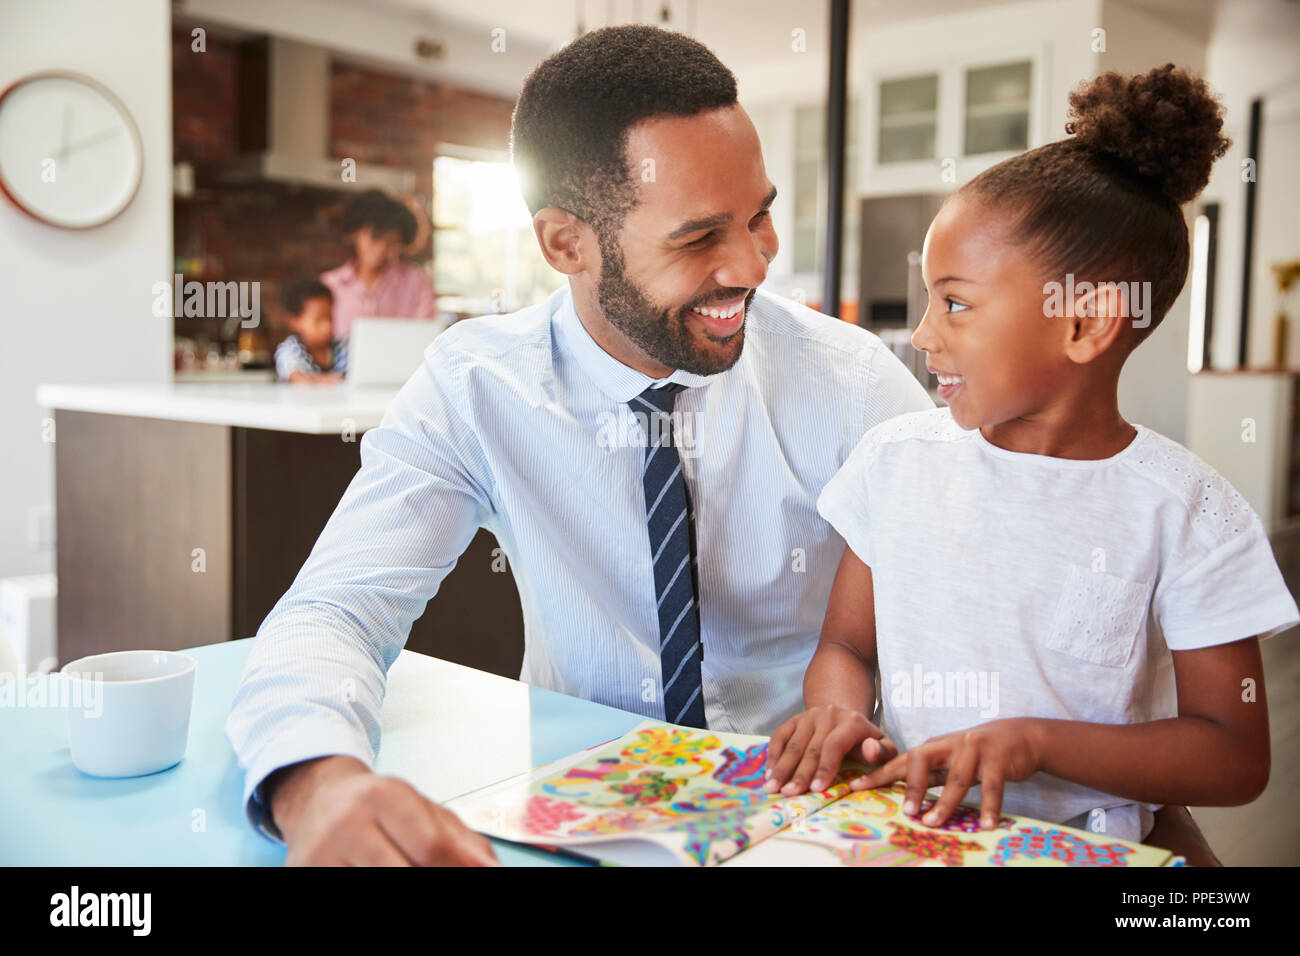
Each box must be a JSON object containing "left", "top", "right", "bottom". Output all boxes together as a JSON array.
[{"left": 553, "top": 286, "right": 727, "bottom": 404}]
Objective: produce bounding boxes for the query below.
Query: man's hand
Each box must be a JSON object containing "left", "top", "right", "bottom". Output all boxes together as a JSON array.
[
  {"left": 266, "top": 756, "right": 500, "bottom": 866},
  {"left": 763, "top": 705, "right": 898, "bottom": 796}
]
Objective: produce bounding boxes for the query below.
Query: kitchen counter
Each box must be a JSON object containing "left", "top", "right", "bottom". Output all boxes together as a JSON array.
[
  {"left": 36, "top": 381, "right": 399, "bottom": 434},
  {"left": 35, "top": 380, "right": 524, "bottom": 678}
]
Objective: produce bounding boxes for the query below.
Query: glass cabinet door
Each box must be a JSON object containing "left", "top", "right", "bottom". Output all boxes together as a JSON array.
[
  {"left": 877, "top": 74, "right": 939, "bottom": 164},
  {"left": 793, "top": 101, "right": 859, "bottom": 279},
  {"left": 964, "top": 61, "right": 1032, "bottom": 155}
]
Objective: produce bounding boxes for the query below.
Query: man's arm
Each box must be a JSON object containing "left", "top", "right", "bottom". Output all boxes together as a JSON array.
[{"left": 224, "top": 339, "right": 498, "bottom": 862}]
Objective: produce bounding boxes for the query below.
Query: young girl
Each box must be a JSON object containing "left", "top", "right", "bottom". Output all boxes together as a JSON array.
[{"left": 763, "top": 64, "right": 1298, "bottom": 853}]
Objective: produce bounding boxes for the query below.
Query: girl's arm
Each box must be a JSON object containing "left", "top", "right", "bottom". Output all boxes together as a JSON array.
[
  {"left": 803, "top": 543, "right": 880, "bottom": 713},
  {"left": 855, "top": 636, "right": 1269, "bottom": 828},
  {"left": 764, "top": 545, "right": 898, "bottom": 794},
  {"left": 1033, "top": 637, "right": 1269, "bottom": 806}
]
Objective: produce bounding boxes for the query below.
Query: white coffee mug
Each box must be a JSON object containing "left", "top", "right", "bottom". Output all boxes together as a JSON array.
[{"left": 59, "top": 650, "right": 197, "bottom": 778}]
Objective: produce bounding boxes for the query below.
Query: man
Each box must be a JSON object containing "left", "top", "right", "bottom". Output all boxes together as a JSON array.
[{"left": 225, "top": 24, "right": 1216, "bottom": 867}]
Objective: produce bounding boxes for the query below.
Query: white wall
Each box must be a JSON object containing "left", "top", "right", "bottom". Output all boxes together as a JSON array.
[
  {"left": 1098, "top": 0, "right": 1208, "bottom": 443},
  {"left": 0, "top": 0, "right": 173, "bottom": 579},
  {"left": 1203, "top": 0, "right": 1300, "bottom": 371}
]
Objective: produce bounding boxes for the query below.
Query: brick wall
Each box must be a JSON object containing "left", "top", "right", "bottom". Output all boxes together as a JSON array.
[{"left": 172, "top": 28, "right": 515, "bottom": 346}]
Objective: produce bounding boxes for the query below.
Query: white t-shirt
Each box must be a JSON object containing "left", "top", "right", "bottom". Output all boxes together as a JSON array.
[{"left": 816, "top": 407, "right": 1298, "bottom": 841}]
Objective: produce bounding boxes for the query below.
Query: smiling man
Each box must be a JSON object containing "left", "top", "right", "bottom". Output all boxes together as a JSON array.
[{"left": 224, "top": 24, "right": 932, "bottom": 865}]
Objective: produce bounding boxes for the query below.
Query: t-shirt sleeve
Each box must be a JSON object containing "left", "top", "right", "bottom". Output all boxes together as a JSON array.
[
  {"left": 1154, "top": 514, "right": 1300, "bottom": 651},
  {"left": 816, "top": 426, "right": 884, "bottom": 567},
  {"left": 275, "top": 337, "right": 311, "bottom": 380}
]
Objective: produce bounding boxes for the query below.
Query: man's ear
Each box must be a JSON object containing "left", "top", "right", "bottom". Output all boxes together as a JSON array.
[
  {"left": 1064, "top": 282, "right": 1128, "bottom": 364},
  {"left": 533, "top": 208, "right": 592, "bottom": 276}
]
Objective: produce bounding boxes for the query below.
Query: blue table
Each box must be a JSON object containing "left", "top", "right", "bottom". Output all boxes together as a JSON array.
[{"left": 0, "top": 638, "right": 646, "bottom": 865}]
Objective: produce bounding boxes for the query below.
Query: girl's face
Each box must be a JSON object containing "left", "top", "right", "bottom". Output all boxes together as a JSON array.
[{"left": 911, "top": 193, "right": 1072, "bottom": 431}]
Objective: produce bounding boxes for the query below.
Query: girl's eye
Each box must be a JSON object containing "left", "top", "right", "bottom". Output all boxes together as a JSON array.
[{"left": 946, "top": 297, "right": 969, "bottom": 313}]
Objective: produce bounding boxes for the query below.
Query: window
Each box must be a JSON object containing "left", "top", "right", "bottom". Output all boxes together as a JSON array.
[{"left": 433, "top": 153, "right": 565, "bottom": 316}]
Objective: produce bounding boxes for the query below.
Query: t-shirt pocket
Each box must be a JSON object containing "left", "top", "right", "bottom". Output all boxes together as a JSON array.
[{"left": 1043, "top": 564, "right": 1153, "bottom": 668}]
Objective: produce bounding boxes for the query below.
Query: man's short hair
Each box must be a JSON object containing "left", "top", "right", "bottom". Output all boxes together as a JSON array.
[{"left": 510, "top": 24, "right": 738, "bottom": 241}]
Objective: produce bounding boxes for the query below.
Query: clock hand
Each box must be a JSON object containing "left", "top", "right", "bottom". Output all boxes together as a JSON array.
[
  {"left": 55, "top": 106, "right": 73, "bottom": 163},
  {"left": 62, "top": 126, "right": 121, "bottom": 157}
]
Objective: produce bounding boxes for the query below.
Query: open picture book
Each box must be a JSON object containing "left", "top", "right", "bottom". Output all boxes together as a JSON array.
[{"left": 445, "top": 719, "right": 1186, "bottom": 867}]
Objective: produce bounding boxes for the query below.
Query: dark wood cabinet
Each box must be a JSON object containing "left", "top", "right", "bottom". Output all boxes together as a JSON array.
[{"left": 54, "top": 410, "right": 524, "bottom": 677}]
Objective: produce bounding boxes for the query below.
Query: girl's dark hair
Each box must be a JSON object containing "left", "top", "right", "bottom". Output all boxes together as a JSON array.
[
  {"left": 510, "top": 24, "right": 738, "bottom": 241},
  {"left": 959, "top": 63, "right": 1231, "bottom": 341},
  {"left": 340, "top": 189, "right": 418, "bottom": 244}
]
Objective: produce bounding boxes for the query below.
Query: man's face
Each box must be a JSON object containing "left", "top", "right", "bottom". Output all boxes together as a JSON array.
[{"left": 593, "top": 105, "right": 778, "bottom": 376}]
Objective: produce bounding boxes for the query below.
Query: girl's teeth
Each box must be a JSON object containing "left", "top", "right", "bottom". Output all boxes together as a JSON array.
[{"left": 936, "top": 373, "right": 964, "bottom": 386}]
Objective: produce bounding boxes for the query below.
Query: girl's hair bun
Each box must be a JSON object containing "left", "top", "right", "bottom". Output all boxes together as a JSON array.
[{"left": 1065, "top": 63, "right": 1231, "bottom": 205}]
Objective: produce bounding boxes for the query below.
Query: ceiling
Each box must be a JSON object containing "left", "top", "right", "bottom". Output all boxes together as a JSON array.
[{"left": 361, "top": 0, "right": 1221, "bottom": 63}]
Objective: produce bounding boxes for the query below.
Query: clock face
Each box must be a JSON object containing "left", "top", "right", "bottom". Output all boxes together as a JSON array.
[{"left": 0, "top": 71, "right": 143, "bottom": 229}]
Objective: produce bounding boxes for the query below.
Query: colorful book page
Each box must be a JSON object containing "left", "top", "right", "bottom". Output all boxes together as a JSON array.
[
  {"left": 721, "top": 782, "right": 1174, "bottom": 867},
  {"left": 446, "top": 719, "right": 867, "bottom": 866}
]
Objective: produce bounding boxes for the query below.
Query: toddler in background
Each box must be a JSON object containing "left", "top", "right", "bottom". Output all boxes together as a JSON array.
[{"left": 276, "top": 278, "right": 347, "bottom": 384}]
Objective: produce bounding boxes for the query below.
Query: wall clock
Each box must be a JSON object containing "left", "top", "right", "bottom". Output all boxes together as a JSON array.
[{"left": 0, "top": 70, "right": 144, "bottom": 229}]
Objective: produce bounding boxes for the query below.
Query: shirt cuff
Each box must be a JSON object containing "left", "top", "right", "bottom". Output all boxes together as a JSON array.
[{"left": 234, "top": 723, "right": 378, "bottom": 846}]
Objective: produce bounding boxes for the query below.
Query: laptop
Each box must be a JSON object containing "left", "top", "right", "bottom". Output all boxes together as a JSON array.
[{"left": 346, "top": 316, "right": 452, "bottom": 387}]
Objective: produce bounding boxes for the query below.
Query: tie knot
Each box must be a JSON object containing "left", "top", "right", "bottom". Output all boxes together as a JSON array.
[{"left": 633, "top": 382, "right": 686, "bottom": 414}]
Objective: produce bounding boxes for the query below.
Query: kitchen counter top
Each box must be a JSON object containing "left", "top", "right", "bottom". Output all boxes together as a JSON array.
[{"left": 35, "top": 381, "right": 399, "bottom": 434}]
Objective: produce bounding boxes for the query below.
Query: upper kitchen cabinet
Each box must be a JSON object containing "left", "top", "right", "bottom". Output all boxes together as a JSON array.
[
  {"left": 964, "top": 60, "right": 1034, "bottom": 155},
  {"left": 788, "top": 98, "right": 860, "bottom": 296},
  {"left": 877, "top": 73, "right": 940, "bottom": 165},
  {"left": 862, "top": 48, "right": 1047, "bottom": 196}
]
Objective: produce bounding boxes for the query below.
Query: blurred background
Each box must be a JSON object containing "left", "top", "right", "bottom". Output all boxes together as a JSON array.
[{"left": 1, "top": 0, "right": 1298, "bottom": 863}]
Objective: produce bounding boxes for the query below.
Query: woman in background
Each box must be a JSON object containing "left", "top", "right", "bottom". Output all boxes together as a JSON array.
[{"left": 321, "top": 189, "right": 436, "bottom": 338}]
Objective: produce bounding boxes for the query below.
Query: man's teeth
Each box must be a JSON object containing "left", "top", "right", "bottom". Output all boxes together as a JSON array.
[
  {"left": 691, "top": 302, "right": 742, "bottom": 319},
  {"left": 936, "top": 373, "right": 964, "bottom": 386}
]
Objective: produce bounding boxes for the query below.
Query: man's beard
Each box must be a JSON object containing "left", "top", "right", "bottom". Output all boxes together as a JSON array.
[{"left": 594, "top": 235, "right": 748, "bottom": 376}]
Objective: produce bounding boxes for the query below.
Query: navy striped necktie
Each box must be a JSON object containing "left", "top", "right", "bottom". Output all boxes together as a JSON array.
[{"left": 631, "top": 382, "right": 707, "bottom": 729}]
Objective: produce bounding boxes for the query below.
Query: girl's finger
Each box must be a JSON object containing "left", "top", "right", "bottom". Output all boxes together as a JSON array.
[
  {"left": 861, "top": 734, "right": 898, "bottom": 766},
  {"left": 764, "top": 717, "right": 800, "bottom": 784},
  {"left": 922, "top": 744, "right": 978, "bottom": 827},
  {"left": 851, "top": 752, "right": 907, "bottom": 790},
  {"left": 809, "top": 722, "right": 866, "bottom": 791},
  {"left": 901, "top": 748, "right": 935, "bottom": 816},
  {"left": 977, "top": 765, "right": 1006, "bottom": 830},
  {"left": 764, "top": 717, "right": 814, "bottom": 793},
  {"left": 783, "top": 721, "right": 834, "bottom": 795}
]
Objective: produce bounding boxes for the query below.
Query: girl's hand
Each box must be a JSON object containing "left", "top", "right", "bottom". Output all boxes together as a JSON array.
[
  {"left": 852, "top": 718, "right": 1046, "bottom": 829},
  {"left": 763, "top": 705, "right": 898, "bottom": 796}
]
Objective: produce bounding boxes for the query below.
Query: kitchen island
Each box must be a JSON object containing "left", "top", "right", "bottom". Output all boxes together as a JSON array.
[{"left": 35, "top": 382, "right": 524, "bottom": 677}]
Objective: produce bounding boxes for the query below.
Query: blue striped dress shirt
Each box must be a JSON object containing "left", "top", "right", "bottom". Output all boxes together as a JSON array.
[{"left": 225, "top": 283, "right": 933, "bottom": 842}]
